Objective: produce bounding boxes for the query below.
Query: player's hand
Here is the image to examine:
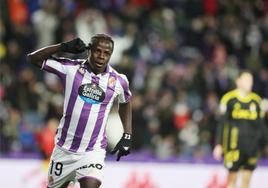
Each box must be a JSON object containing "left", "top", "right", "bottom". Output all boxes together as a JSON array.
[
  {"left": 111, "top": 133, "right": 132, "bottom": 161},
  {"left": 213, "top": 144, "right": 223, "bottom": 161},
  {"left": 60, "top": 38, "right": 86, "bottom": 53}
]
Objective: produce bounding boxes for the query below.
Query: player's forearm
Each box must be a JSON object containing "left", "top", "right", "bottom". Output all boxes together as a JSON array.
[
  {"left": 119, "top": 102, "right": 132, "bottom": 134},
  {"left": 27, "top": 44, "right": 62, "bottom": 68},
  {"left": 216, "top": 116, "right": 225, "bottom": 145},
  {"left": 216, "top": 126, "right": 223, "bottom": 145}
]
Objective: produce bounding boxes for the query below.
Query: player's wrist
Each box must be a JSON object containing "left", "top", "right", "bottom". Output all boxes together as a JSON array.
[
  {"left": 122, "top": 133, "right": 132, "bottom": 140},
  {"left": 60, "top": 42, "right": 68, "bottom": 52},
  {"left": 60, "top": 38, "right": 86, "bottom": 53}
]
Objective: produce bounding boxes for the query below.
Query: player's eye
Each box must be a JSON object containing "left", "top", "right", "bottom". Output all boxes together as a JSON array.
[{"left": 104, "top": 51, "right": 111, "bottom": 56}]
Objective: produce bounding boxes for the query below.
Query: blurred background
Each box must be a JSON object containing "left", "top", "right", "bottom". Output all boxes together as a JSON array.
[{"left": 1, "top": 0, "right": 268, "bottom": 187}]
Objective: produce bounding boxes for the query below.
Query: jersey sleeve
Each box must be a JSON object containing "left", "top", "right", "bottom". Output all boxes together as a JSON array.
[
  {"left": 117, "top": 74, "right": 132, "bottom": 104},
  {"left": 215, "top": 93, "right": 231, "bottom": 145},
  {"left": 258, "top": 98, "right": 268, "bottom": 147},
  {"left": 41, "top": 57, "right": 80, "bottom": 77},
  {"left": 219, "top": 92, "right": 231, "bottom": 114}
]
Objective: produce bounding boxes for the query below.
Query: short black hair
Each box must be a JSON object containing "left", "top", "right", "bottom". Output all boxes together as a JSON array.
[{"left": 90, "top": 34, "right": 114, "bottom": 51}]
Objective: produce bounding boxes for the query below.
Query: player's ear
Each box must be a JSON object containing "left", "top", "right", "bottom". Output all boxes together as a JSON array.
[{"left": 85, "top": 43, "right": 92, "bottom": 59}]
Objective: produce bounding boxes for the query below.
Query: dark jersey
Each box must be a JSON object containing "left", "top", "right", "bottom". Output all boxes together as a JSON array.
[
  {"left": 217, "top": 89, "right": 265, "bottom": 155},
  {"left": 216, "top": 89, "right": 268, "bottom": 171}
]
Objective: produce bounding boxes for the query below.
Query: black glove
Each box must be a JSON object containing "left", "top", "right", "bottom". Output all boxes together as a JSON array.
[
  {"left": 111, "top": 133, "right": 132, "bottom": 161},
  {"left": 60, "top": 38, "right": 86, "bottom": 53}
]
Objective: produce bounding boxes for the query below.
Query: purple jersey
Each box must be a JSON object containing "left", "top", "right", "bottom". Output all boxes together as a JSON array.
[{"left": 42, "top": 57, "right": 132, "bottom": 153}]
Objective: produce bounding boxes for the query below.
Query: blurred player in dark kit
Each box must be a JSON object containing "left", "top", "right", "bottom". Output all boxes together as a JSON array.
[{"left": 213, "top": 71, "right": 268, "bottom": 188}]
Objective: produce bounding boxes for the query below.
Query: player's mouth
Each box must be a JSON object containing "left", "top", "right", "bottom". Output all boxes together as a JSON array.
[{"left": 95, "top": 61, "right": 104, "bottom": 68}]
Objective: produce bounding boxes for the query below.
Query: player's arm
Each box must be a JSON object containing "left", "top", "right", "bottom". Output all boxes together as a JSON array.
[
  {"left": 213, "top": 99, "right": 228, "bottom": 161},
  {"left": 259, "top": 116, "right": 268, "bottom": 156},
  {"left": 111, "top": 101, "right": 132, "bottom": 161},
  {"left": 259, "top": 99, "right": 268, "bottom": 156},
  {"left": 27, "top": 38, "right": 86, "bottom": 68},
  {"left": 215, "top": 107, "right": 226, "bottom": 146},
  {"left": 119, "top": 101, "right": 132, "bottom": 135},
  {"left": 27, "top": 44, "right": 62, "bottom": 68},
  {"left": 213, "top": 114, "right": 225, "bottom": 160},
  {"left": 111, "top": 75, "right": 132, "bottom": 161}
]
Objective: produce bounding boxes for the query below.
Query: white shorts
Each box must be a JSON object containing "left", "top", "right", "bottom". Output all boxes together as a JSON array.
[{"left": 47, "top": 146, "right": 106, "bottom": 188}]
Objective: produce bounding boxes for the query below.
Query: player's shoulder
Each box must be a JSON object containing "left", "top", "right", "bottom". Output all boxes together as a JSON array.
[
  {"left": 108, "top": 66, "right": 129, "bottom": 81},
  {"left": 220, "top": 89, "right": 237, "bottom": 105},
  {"left": 249, "top": 92, "right": 262, "bottom": 103}
]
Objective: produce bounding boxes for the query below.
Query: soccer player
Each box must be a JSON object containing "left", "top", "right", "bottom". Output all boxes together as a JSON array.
[
  {"left": 213, "top": 71, "right": 268, "bottom": 188},
  {"left": 27, "top": 34, "right": 132, "bottom": 188}
]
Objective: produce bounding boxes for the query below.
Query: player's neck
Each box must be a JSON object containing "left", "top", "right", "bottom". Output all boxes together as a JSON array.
[
  {"left": 87, "top": 61, "right": 105, "bottom": 75},
  {"left": 237, "top": 89, "right": 249, "bottom": 97}
]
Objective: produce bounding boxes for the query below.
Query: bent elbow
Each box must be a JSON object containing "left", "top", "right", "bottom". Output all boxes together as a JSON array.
[
  {"left": 27, "top": 53, "right": 36, "bottom": 65},
  {"left": 27, "top": 53, "right": 42, "bottom": 67}
]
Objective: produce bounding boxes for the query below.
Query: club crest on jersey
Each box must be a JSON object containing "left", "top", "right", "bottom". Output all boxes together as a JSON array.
[
  {"left": 78, "top": 63, "right": 87, "bottom": 74},
  {"left": 78, "top": 67, "right": 86, "bottom": 75},
  {"left": 78, "top": 83, "right": 105, "bottom": 104},
  {"left": 108, "top": 76, "right": 116, "bottom": 87}
]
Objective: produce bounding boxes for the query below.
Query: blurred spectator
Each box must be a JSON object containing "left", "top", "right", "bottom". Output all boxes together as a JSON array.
[
  {"left": 75, "top": 8, "right": 108, "bottom": 44},
  {"left": 36, "top": 118, "right": 59, "bottom": 159},
  {"left": 131, "top": 94, "right": 149, "bottom": 150},
  {"left": 178, "top": 120, "right": 199, "bottom": 158},
  {"left": 8, "top": 0, "right": 29, "bottom": 25},
  {"left": 31, "top": 0, "right": 59, "bottom": 48},
  {"left": 0, "top": 107, "right": 20, "bottom": 152}
]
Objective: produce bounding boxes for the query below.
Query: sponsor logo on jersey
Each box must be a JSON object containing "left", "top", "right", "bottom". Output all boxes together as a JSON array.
[
  {"left": 78, "top": 83, "right": 105, "bottom": 104},
  {"left": 231, "top": 102, "right": 258, "bottom": 120},
  {"left": 76, "top": 163, "right": 103, "bottom": 170}
]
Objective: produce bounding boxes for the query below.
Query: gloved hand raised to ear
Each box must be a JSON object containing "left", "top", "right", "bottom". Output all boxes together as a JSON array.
[
  {"left": 111, "top": 133, "right": 132, "bottom": 161},
  {"left": 60, "top": 38, "right": 86, "bottom": 53}
]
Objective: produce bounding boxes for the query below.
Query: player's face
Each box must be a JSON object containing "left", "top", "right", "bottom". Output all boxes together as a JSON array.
[
  {"left": 237, "top": 73, "right": 253, "bottom": 93},
  {"left": 89, "top": 40, "right": 113, "bottom": 73}
]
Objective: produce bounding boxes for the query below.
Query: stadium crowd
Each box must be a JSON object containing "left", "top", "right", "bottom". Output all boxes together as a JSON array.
[{"left": 1, "top": 0, "right": 268, "bottom": 160}]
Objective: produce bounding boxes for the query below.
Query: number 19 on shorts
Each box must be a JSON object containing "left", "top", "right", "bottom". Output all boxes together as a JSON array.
[{"left": 50, "top": 160, "right": 63, "bottom": 176}]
